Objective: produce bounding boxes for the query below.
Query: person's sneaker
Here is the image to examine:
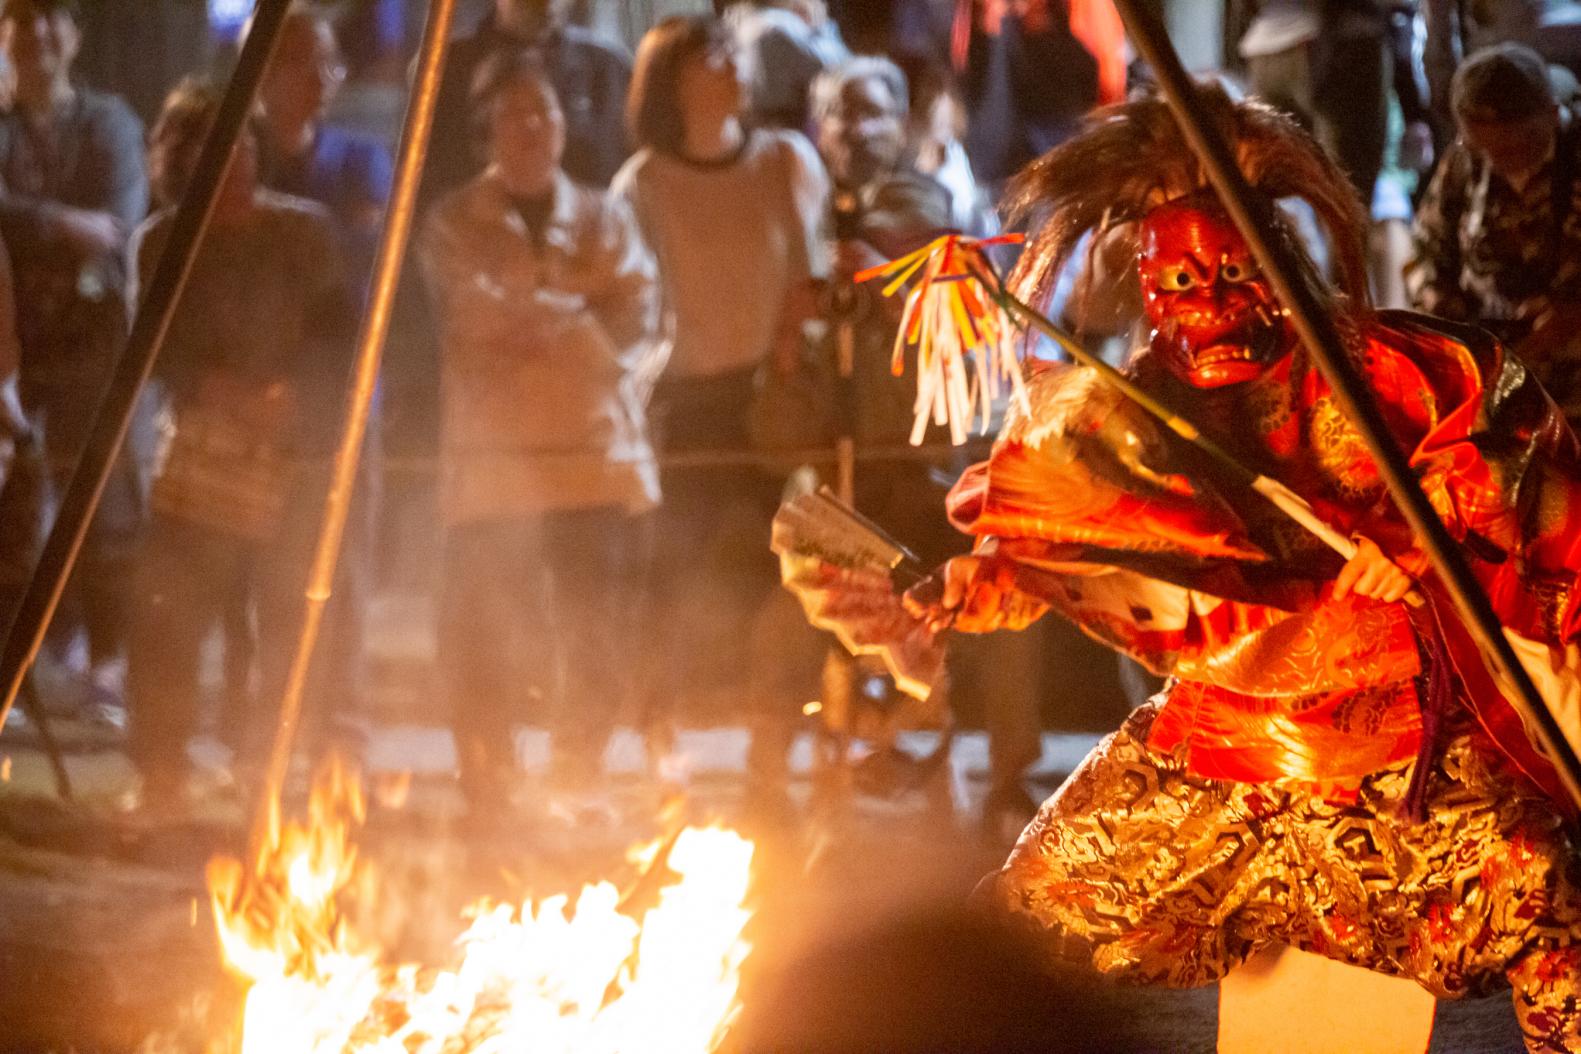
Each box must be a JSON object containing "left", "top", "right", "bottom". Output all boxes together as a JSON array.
[{"left": 84, "top": 682, "right": 128, "bottom": 736}]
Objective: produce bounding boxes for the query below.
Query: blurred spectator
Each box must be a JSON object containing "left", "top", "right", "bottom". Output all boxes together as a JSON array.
[
  {"left": 615, "top": 16, "right": 825, "bottom": 419},
  {"left": 1238, "top": 0, "right": 1392, "bottom": 204},
  {"left": 768, "top": 54, "right": 958, "bottom": 813},
  {"left": 72, "top": 0, "right": 213, "bottom": 126},
  {"left": 1362, "top": 4, "right": 1437, "bottom": 310},
  {"left": 127, "top": 80, "right": 357, "bottom": 812},
  {"left": 256, "top": 3, "right": 394, "bottom": 291},
  {"left": 725, "top": 0, "right": 849, "bottom": 129},
  {"left": 419, "top": 51, "right": 660, "bottom": 811},
  {"left": 817, "top": 56, "right": 938, "bottom": 210},
  {"left": 1232, "top": 6, "right": 1435, "bottom": 302},
  {"left": 0, "top": 0, "right": 149, "bottom": 719},
  {"left": 422, "top": 0, "right": 631, "bottom": 207},
  {"left": 896, "top": 52, "right": 997, "bottom": 236},
  {"left": 0, "top": 232, "right": 40, "bottom": 630},
  {"left": 1386, "top": 1, "right": 1439, "bottom": 175},
  {"left": 1418, "top": 0, "right": 1581, "bottom": 133},
  {"left": 811, "top": 55, "right": 1042, "bottom": 831},
  {"left": 815, "top": 55, "right": 953, "bottom": 434},
  {"left": 1407, "top": 43, "right": 1581, "bottom": 417},
  {"left": 613, "top": 15, "right": 827, "bottom": 778},
  {"left": 951, "top": 0, "right": 1126, "bottom": 190},
  {"left": 252, "top": 4, "right": 391, "bottom": 749}
]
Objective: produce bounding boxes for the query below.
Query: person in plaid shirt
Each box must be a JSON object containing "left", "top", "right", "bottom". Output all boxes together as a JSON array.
[{"left": 1408, "top": 43, "right": 1581, "bottom": 419}]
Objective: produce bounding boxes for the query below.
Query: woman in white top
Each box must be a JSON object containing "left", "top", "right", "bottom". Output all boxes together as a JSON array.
[
  {"left": 613, "top": 14, "right": 828, "bottom": 450},
  {"left": 612, "top": 16, "right": 829, "bottom": 783}
]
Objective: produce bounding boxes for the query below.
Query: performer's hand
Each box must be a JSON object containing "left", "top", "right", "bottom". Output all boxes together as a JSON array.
[
  {"left": 905, "top": 555, "right": 1048, "bottom": 634},
  {"left": 1333, "top": 536, "right": 1417, "bottom": 604}
]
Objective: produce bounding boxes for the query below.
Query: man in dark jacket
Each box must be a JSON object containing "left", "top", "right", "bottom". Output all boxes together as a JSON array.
[{"left": 0, "top": 0, "right": 149, "bottom": 716}]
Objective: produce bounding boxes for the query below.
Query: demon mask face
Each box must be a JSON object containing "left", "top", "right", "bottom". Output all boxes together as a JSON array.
[{"left": 1138, "top": 195, "right": 1295, "bottom": 388}]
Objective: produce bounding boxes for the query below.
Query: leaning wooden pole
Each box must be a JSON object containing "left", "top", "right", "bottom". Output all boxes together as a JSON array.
[
  {"left": 1110, "top": 0, "right": 1581, "bottom": 809},
  {"left": 251, "top": 0, "right": 456, "bottom": 849},
  {"left": 0, "top": 0, "right": 295, "bottom": 738}
]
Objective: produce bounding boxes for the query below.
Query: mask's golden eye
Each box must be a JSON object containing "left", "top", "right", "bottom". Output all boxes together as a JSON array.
[
  {"left": 1159, "top": 266, "right": 1196, "bottom": 291},
  {"left": 1221, "top": 259, "right": 1259, "bottom": 283}
]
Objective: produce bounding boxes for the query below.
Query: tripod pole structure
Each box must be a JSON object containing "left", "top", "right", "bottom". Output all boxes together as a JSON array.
[
  {"left": 251, "top": 0, "right": 458, "bottom": 853},
  {"left": 0, "top": 0, "right": 296, "bottom": 741},
  {"left": 817, "top": 193, "right": 863, "bottom": 803},
  {"left": 1110, "top": 0, "right": 1581, "bottom": 810}
]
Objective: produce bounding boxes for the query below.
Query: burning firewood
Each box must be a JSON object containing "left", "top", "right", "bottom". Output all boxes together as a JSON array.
[{"left": 204, "top": 760, "right": 755, "bottom": 1053}]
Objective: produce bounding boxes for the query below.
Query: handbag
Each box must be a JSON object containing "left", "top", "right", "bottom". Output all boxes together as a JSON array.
[
  {"left": 746, "top": 343, "right": 839, "bottom": 462},
  {"left": 151, "top": 398, "right": 295, "bottom": 543}
]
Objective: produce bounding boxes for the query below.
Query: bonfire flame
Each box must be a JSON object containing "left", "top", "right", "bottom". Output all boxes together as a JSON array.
[
  {"left": 207, "top": 764, "right": 754, "bottom": 1054},
  {"left": 855, "top": 233, "right": 1031, "bottom": 445}
]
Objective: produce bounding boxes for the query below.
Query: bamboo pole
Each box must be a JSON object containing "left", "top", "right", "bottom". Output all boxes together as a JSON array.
[
  {"left": 250, "top": 0, "right": 457, "bottom": 847},
  {"left": 0, "top": 0, "right": 295, "bottom": 740},
  {"left": 1110, "top": 0, "right": 1581, "bottom": 809}
]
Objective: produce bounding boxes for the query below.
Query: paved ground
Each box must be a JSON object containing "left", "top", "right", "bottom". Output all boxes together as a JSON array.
[{"left": 0, "top": 717, "right": 1531, "bottom": 1053}]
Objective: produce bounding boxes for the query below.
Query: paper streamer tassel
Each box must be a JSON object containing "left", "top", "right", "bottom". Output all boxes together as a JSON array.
[{"left": 856, "top": 234, "right": 1030, "bottom": 446}]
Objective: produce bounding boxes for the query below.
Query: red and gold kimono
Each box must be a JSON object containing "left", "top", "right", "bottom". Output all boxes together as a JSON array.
[
  {"left": 966, "top": 314, "right": 1581, "bottom": 1050},
  {"left": 778, "top": 83, "right": 1581, "bottom": 1051},
  {"left": 955, "top": 311, "right": 1581, "bottom": 804}
]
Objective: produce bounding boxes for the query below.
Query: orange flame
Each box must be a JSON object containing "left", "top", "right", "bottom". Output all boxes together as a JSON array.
[
  {"left": 207, "top": 763, "right": 754, "bottom": 1053},
  {"left": 855, "top": 234, "right": 1030, "bottom": 445}
]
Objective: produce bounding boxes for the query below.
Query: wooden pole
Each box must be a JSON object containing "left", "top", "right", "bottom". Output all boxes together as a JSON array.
[
  {"left": 1110, "top": 0, "right": 1581, "bottom": 809},
  {"left": 250, "top": 0, "right": 457, "bottom": 851}
]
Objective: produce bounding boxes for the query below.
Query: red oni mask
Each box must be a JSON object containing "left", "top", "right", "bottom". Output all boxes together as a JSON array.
[{"left": 1138, "top": 196, "right": 1295, "bottom": 388}]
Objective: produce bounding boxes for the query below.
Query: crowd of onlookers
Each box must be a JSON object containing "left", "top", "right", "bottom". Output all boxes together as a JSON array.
[
  {"left": 0, "top": 0, "right": 386, "bottom": 814},
  {"left": 2, "top": 0, "right": 1581, "bottom": 827}
]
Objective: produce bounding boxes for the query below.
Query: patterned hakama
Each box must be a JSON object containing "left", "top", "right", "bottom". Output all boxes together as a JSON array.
[
  {"left": 780, "top": 312, "right": 1581, "bottom": 1049},
  {"left": 982, "top": 704, "right": 1581, "bottom": 1052}
]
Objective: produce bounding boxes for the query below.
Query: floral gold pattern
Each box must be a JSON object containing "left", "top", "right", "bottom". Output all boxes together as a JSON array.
[{"left": 981, "top": 706, "right": 1581, "bottom": 1051}]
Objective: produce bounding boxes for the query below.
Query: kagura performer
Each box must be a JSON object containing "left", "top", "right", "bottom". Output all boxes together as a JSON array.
[{"left": 893, "top": 87, "right": 1581, "bottom": 1048}]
